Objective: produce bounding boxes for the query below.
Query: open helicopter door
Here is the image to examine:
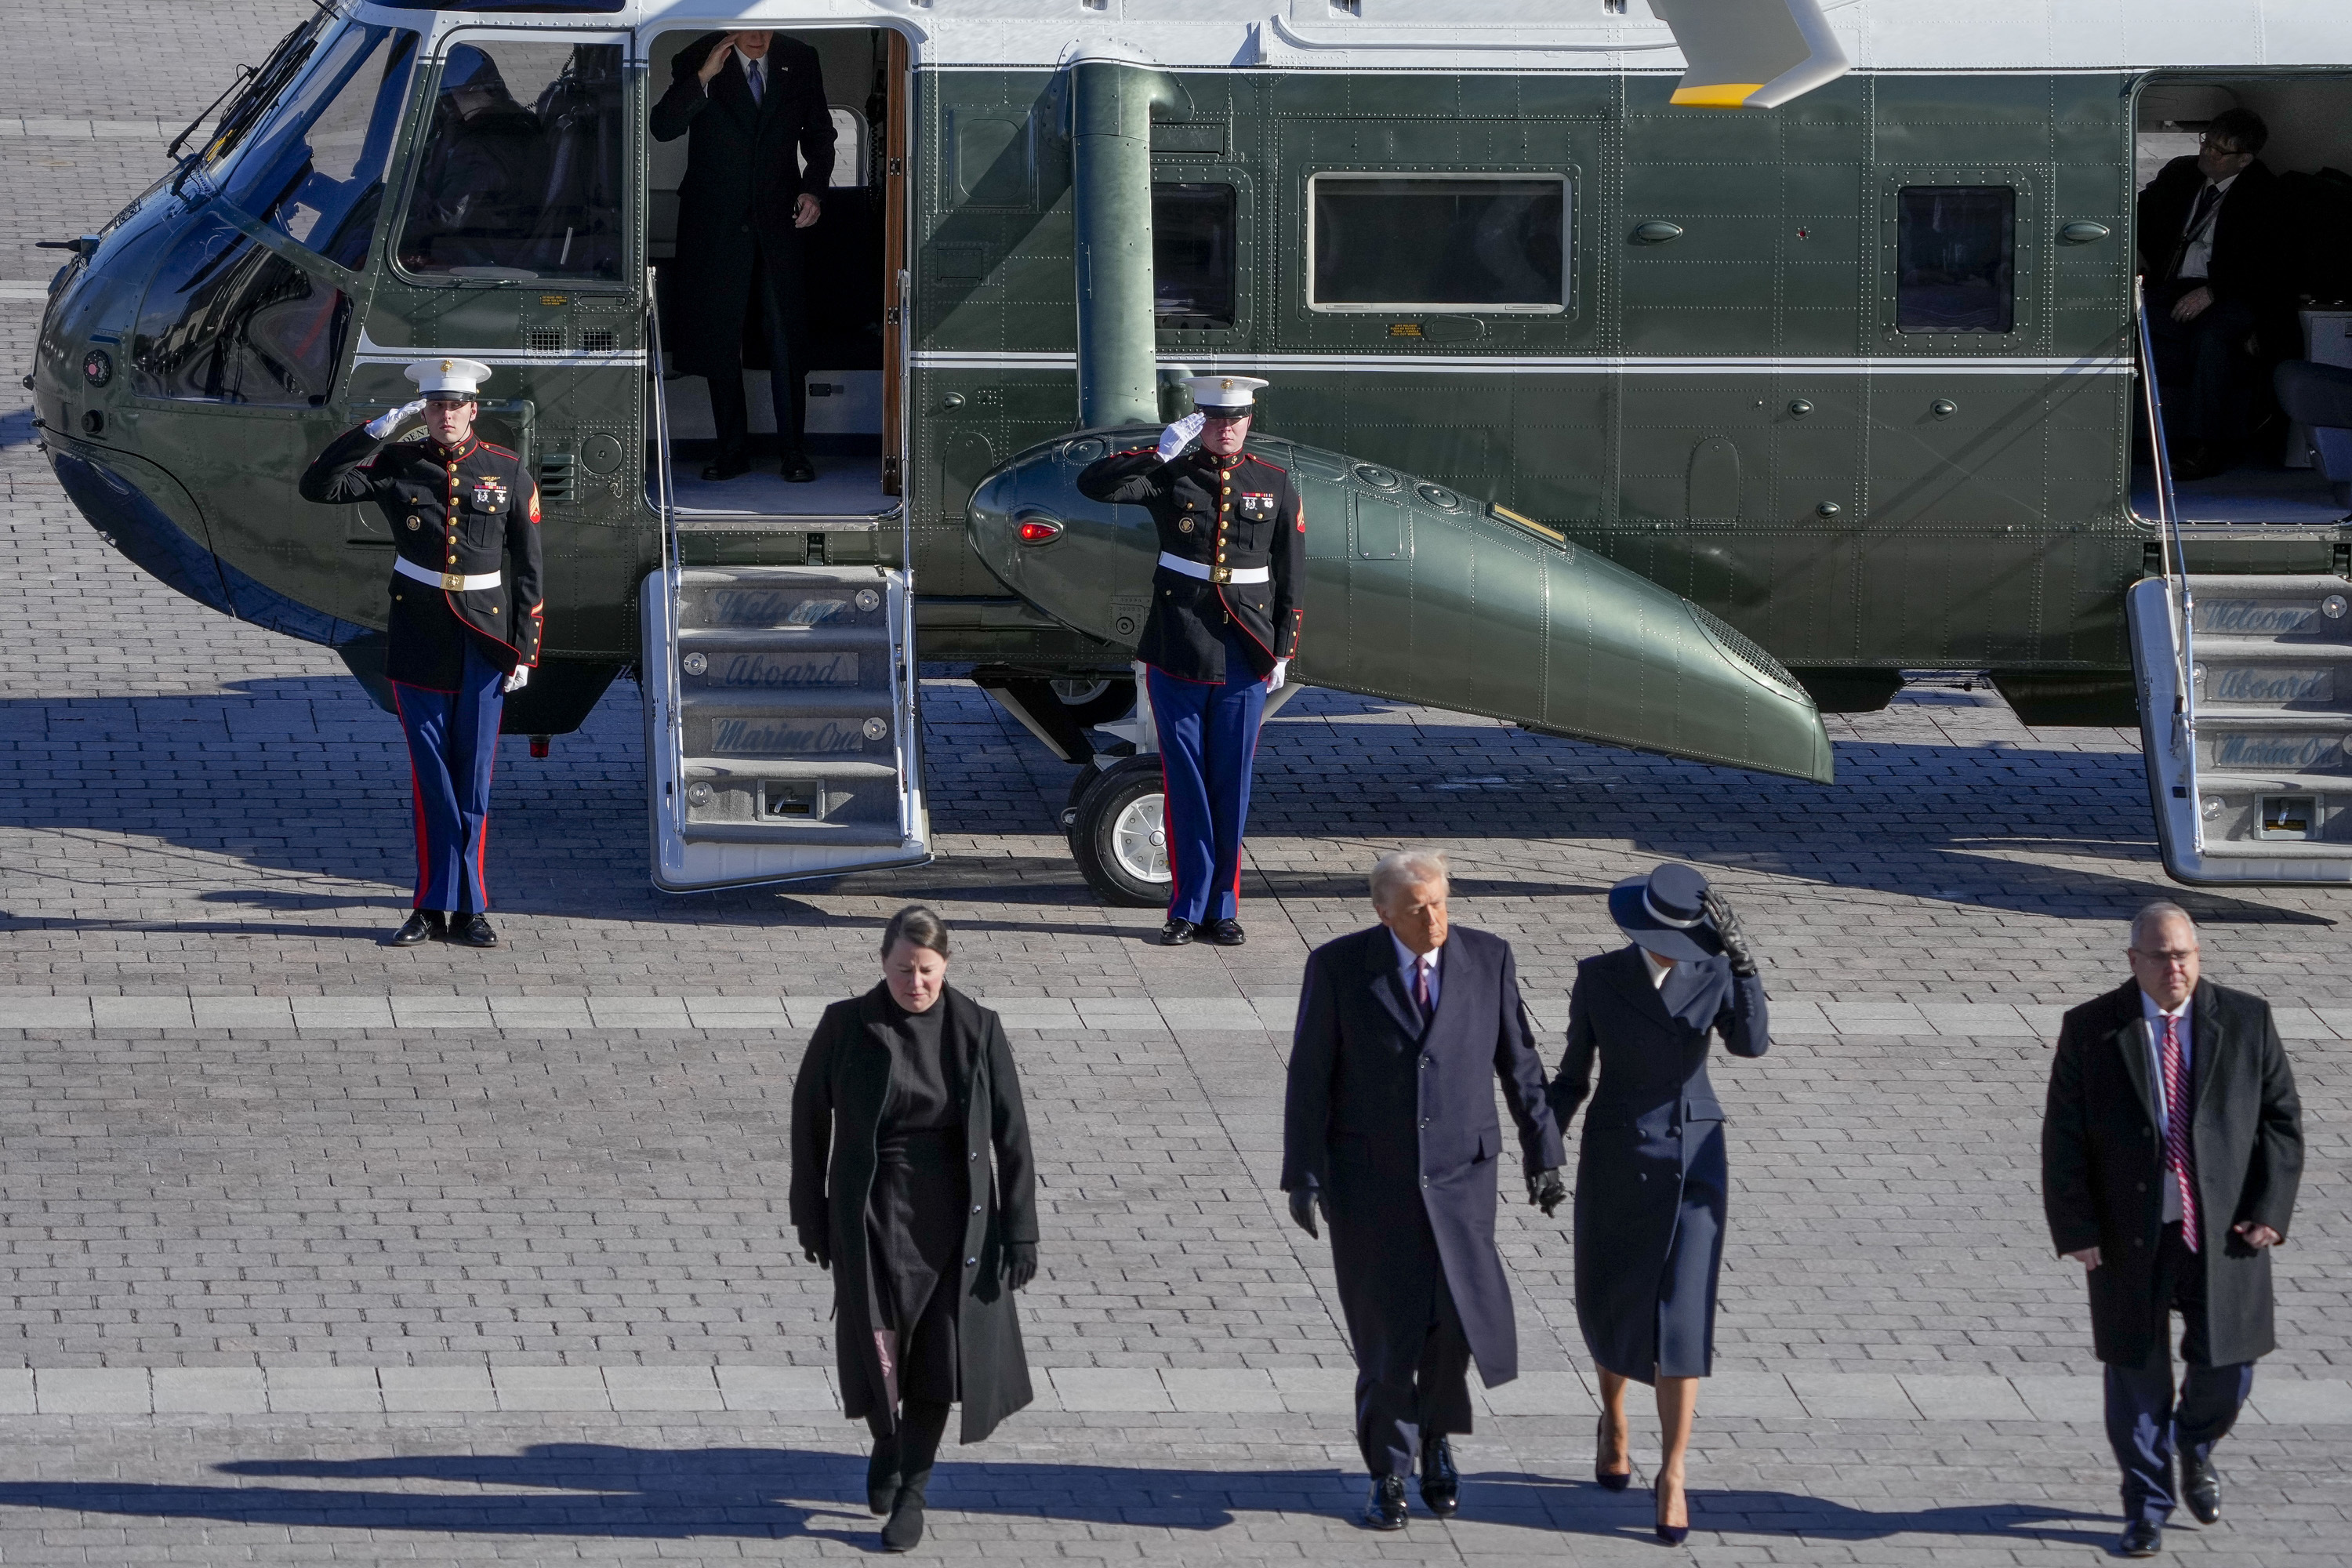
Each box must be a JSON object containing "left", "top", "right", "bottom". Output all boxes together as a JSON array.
[{"left": 641, "top": 271, "right": 929, "bottom": 892}]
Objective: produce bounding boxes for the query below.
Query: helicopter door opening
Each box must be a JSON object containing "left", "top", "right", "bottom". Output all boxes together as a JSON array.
[
  {"left": 2132, "top": 73, "right": 2352, "bottom": 526},
  {"left": 647, "top": 27, "right": 902, "bottom": 522}
]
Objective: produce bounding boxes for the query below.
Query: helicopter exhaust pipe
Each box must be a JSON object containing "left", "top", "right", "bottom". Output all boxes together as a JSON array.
[{"left": 1068, "top": 53, "right": 1182, "bottom": 431}]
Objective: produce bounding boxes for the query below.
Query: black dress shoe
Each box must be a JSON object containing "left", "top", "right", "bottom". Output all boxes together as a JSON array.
[
  {"left": 781, "top": 452, "right": 816, "bottom": 483},
  {"left": 1417, "top": 1436, "right": 1459, "bottom": 1518},
  {"left": 2118, "top": 1519, "right": 2161, "bottom": 1556},
  {"left": 1361, "top": 1475, "right": 1408, "bottom": 1531},
  {"left": 1159, "top": 918, "right": 1197, "bottom": 946},
  {"left": 388, "top": 910, "right": 445, "bottom": 947},
  {"left": 1208, "top": 917, "right": 1246, "bottom": 946},
  {"left": 2182, "top": 1453, "right": 2220, "bottom": 1524},
  {"left": 452, "top": 914, "right": 500, "bottom": 949},
  {"left": 699, "top": 456, "right": 750, "bottom": 482}
]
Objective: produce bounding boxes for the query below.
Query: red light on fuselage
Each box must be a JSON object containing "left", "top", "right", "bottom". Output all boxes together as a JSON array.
[{"left": 1018, "top": 519, "right": 1062, "bottom": 544}]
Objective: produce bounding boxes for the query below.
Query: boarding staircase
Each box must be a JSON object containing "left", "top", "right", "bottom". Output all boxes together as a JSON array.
[
  {"left": 641, "top": 285, "right": 928, "bottom": 891},
  {"left": 2128, "top": 287, "right": 2352, "bottom": 884}
]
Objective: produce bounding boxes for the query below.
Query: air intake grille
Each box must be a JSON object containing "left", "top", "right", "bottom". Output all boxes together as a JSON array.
[
  {"left": 539, "top": 452, "right": 576, "bottom": 504},
  {"left": 1688, "top": 603, "right": 1801, "bottom": 693},
  {"left": 579, "top": 327, "right": 615, "bottom": 354},
  {"left": 525, "top": 328, "right": 564, "bottom": 354}
]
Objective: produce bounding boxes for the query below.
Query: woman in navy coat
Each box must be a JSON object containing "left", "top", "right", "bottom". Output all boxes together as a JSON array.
[{"left": 1548, "top": 864, "right": 1769, "bottom": 1544}]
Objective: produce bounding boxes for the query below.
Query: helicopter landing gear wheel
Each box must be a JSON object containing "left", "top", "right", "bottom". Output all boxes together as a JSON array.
[
  {"left": 1065, "top": 755, "right": 1172, "bottom": 908},
  {"left": 1047, "top": 673, "right": 1138, "bottom": 728}
]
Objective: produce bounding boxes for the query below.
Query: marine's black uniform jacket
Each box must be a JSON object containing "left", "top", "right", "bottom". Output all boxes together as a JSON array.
[
  {"left": 300, "top": 424, "right": 544, "bottom": 690},
  {"left": 1076, "top": 445, "right": 1305, "bottom": 683}
]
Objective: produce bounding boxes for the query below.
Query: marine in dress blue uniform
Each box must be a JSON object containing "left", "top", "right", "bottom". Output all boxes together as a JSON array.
[
  {"left": 299, "top": 358, "right": 544, "bottom": 949},
  {"left": 1074, "top": 376, "right": 1305, "bottom": 947}
]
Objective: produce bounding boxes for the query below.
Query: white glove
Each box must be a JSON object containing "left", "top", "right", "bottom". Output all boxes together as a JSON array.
[
  {"left": 1265, "top": 659, "right": 1288, "bottom": 692},
  {"left": 365, "top": 398, "right": 427, "bottom": 440},
  {"left": 503, "top": 666, "right": 530, "bottom": 695},
  {"left": 1156, "top": 412, "right": 1205, "bottom": 463}
]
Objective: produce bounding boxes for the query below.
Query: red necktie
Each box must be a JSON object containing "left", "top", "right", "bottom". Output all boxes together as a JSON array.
[{"left": 2160, "top": 1014, "right": 2198, "bottom": 1251}]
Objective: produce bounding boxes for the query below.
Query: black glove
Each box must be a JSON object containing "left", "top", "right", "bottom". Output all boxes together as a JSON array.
[
  {"left": 1702, "top": 888, "right": 1759, "bottom": 978},
  {"left": 1528, "top": 1167, "right": 1566, "bottom": 1217},
  {"left": 1287, "top": 1186, "right": 1322, "bottom": 1240},
  {"left": 1004, "top": 1242, "right": 1038, "bottom": 1291},
  {"left": 797, "top": 1226, "right": 830, "bottom": 1271}
]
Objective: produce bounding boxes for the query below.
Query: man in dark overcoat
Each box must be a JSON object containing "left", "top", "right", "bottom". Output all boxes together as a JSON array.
[
  {"left": 2042, "top": 901, "right": 2303, "bottom": 1558},
  {"left": 1282, "top": 849, "right": 1563, "bottom": 1530},
  {"left": 650, "top": 30, "right": 834, "bottom": 483}
]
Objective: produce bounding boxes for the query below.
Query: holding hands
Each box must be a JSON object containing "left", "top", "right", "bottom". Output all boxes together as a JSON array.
[{"left": 1528, "top": 1167, "right": 1566, "bottom": 1217}]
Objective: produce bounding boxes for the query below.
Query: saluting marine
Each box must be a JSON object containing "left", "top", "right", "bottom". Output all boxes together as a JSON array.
[
  {"left": 299, "top": 358, "right": 543, "bottom": 949},
  {"left": 1076, "top": 376, "right": 1305, "bottom": 947}
]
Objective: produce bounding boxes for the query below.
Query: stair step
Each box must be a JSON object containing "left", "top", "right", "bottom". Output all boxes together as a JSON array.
[
  {"left": 2190, "top": 709, "right": 2352, "bottom": 728},
  {"left": 2184, "top": 575, "right": 2352, "bottom": 639},
  {"left": 2192, "top": 637, "right": 2352, "bottom": 658},
  {"left": 681, "top": 821, "right": 912, "bottom": 848},
  {"left": 2194, "top": 771, "right": 2352, "bottom": 794}
]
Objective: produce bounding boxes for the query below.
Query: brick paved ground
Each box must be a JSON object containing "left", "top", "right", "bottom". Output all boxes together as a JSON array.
[{"left": 0, "top": 5, "right": 2345, "bottom": 1562}]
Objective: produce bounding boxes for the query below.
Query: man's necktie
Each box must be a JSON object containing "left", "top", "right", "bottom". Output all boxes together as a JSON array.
[
  {"left": 746, "top": 60, "right": 764, "bottom": 107},
  {"left": 2168, "top": 185, "right": 2220, "bottom": 281},
  {"left": 2160, "top": 1014, "right": 2199, "bottom": 1251},
  {"left": 1413, "top": 957, "right": 1431, "bottom": 1018}
]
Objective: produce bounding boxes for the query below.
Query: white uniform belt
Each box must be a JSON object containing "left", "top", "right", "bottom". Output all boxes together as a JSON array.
[
  {"left": 1158, "top": 552, "right": 1269, "bottom": 586},
  {"left": 394, "top": 556, "right": 502, "bottom": 593}
]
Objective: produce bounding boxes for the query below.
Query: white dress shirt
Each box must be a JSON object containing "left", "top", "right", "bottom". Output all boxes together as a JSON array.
[
  {"left": 1639, "top": 947, "right": 1673, "bottom": 989},
  {"left": 1391, "top": 932, "right": 1440, "bottom": 1013},
  {"left": 2140, "top": 989, "right": 2194, "bottom": 1224},
  {"left": 2177, "top": 172, "right": 2237, "bottom": 283}
]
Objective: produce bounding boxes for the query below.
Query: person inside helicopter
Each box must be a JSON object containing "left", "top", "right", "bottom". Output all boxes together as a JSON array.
[{"left": 398, "top": 45, "right": 553, "bottom": 275}]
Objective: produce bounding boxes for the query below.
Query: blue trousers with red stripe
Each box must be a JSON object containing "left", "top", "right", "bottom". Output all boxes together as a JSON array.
[
  {"left": 1148, "top": 625, "right": 1268, "bottom": 925},
  {"left": 392, "top": 639, "right": 506, "bottom": 913}
]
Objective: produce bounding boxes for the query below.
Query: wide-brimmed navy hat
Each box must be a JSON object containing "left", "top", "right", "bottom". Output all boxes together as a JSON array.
[{"left": 1606, "top": 862, "right": 1724, "bottom": 962}]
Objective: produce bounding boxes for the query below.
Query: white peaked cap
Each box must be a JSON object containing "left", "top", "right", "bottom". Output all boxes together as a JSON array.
[
  {"left": 1183, "top": 374, "right": 1269, "bottom": 412},
  {"left": 403, "top": 357, "right": 495, "bottom": 401}
]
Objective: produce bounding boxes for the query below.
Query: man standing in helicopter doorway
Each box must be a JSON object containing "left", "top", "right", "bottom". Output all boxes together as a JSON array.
[
  {"left": 652, "top": 31, "right": 834, "bottom": 485},
  {"left": 1076, "top": 376, "right": 1306, "bottom": 947},
  {"left": 300, "top": 359, "right": 544, "bottom": 950}
]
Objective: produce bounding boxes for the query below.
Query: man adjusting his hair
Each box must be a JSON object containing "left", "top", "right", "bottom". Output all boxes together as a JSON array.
[
  {"left": 1076, "top": 376, "right": 1305, "bottom": 947},
  {"left": 301, "top": 358, "right": 544, "bottom": 949}
]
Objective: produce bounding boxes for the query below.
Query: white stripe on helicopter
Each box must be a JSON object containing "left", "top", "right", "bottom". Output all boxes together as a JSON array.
[
  {"left": 910, "top": 351, "right": 2131, "bottom": 376},
  {"left": 351, "top": 329, "right": 646, "bottom": 370}
]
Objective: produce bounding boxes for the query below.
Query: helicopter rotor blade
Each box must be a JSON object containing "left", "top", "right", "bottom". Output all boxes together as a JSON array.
[{"left": 1646, "top": 0, "right": 1851, "bottom": 110}]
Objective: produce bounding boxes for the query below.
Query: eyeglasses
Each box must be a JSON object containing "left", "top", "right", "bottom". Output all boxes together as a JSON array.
[{"left": 2198, "top": 136, "right": 2251, "bottom": 156}]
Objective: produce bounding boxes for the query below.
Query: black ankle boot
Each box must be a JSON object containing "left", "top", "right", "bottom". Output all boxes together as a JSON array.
[
  {"left": 882, "top": 1398, "right": 949, "bottom": 1552},
  {"left": 865, "top": 1423, "right": 900, "bottom": 1516}
]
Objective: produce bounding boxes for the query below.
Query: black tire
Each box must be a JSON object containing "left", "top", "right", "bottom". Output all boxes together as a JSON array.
[
  {"left": 1067, "top": 757, "right": 1171, "bottom": 908},
  {"left": 1048, "top": 673, "right": 1138, "bottom": 728}
]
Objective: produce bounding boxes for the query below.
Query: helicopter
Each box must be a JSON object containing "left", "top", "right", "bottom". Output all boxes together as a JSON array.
[{"left": 27, "top": 0, "right": 2352, "bottom": 896}]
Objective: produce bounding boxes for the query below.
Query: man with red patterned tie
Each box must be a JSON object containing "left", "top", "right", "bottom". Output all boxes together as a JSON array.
[{"left": 2042, "top": 903, "right": 2303, "bottom": 1557}]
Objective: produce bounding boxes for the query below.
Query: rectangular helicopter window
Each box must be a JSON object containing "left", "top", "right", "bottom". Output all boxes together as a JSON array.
[
  {"left": 1309, "top": 175, "right": 1566, "bottom": 313},
  {"left": 130, "top": 212, "right": 352, "bottom": 406},
  {"left": 222, "top": 24, "right": 418, "bottom": 271},
  {"left": 1896, "top": 187, "right": 2016, "bottom": 334},
  {"left": 397, "top": 41, "right": 628, "bottom": 283},
  {"left": 1154, "top": 183, "right": 1237, "bottom": 330}
]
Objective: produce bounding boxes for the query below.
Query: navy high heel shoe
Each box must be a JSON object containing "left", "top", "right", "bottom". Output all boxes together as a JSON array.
[
  {"left": 1653, "top": 1477, "right": 1689, "bottom": 1545},
  {"left": 1595, "top": 1414, "right": 1632, "bottom": 1492}
]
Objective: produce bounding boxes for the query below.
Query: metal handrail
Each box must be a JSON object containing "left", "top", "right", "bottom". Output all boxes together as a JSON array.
[
  {"left": 646, "top": 272, "right": 684, "bottom": 835},
  {"left": 2133, "top": 278, "right": 2201, "bottom": 845}
]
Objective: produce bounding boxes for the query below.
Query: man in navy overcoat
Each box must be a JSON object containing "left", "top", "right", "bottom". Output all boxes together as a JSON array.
[{"left": 1282, "top": 849, "right": 1564, "bottom": 1530}]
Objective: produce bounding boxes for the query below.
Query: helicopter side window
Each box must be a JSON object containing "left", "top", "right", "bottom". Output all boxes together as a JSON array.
[
  {"left": 396, "top": 42, "right": 626, "bottom": 283},
  {"left": 1153, "top": 183, "right": 1236, "bottom": 331},
  {"left": 130, "top": 212, "right": 353, "bottom": 406},
  {"left": 221, "top": 24, "right": 418, "bottom": 272},
  {"left": 1895, "top": 187, "right": 2016, "bottom": 334},
  {"left": 1308, "top": 175, "right": 1567, "bottom": 313}
]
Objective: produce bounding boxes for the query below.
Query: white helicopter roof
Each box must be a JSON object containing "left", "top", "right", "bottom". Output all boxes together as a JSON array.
[{"left": 354, "top": 0, "right": 2352, "bottom": 74}]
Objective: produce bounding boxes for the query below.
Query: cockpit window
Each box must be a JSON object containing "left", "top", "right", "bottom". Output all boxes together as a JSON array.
[
  {"left": 221, "top": 24, "right": 418, "bottom": 271},
  {"left": 131, "top": 212, "right": 353, "bottom": 406},
  {"left": 396, "top": 41, "right": 628, "bottom": 283}
]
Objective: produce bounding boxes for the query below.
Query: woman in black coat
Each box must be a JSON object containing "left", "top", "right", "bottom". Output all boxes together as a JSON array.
[
  {"left": 1548, "top": 865, "right": 1769, "bottom": 1545},
  {"left": 789, "top": 906, "right": 1038, "bottom": 1552}
]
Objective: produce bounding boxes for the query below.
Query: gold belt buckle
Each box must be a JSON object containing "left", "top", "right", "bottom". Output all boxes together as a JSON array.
[
  {"left": 441, "top": 570, "right": 466, "bottom": 591},
  {"left": 1210, "top": 565, "right": 1231, "bottom": 584}
]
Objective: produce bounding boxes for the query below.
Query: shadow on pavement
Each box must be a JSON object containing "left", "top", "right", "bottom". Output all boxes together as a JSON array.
[{"left": 0, "top": 1447, "right": 2110, "bottom": 1545}]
